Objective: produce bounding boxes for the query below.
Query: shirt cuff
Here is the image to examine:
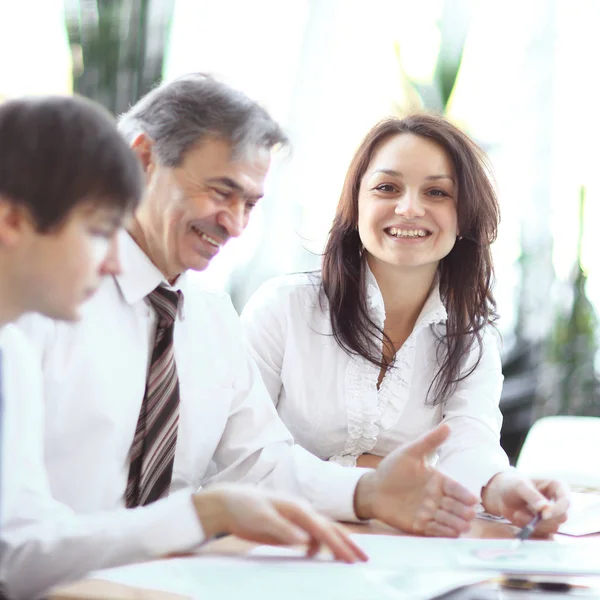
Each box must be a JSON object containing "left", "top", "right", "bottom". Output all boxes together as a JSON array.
[
  {"left": 310, "top": 464, "right": 371, "bottom": 522},
  {"left": 136, "top": 490, "right": 205, "bottom": 557},
  {"left": 439, "top": 454, "right": 510, "bottom": 498},
  {"left": 328, "top": 455, "right": 358, "bottom": 468}
]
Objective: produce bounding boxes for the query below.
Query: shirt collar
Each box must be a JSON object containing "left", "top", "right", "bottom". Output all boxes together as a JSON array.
[
  {"left": 114, "top": 230, "right": 187, "bottom": 315},
  {"left": 363, "top": 262, "right": 447, "bottom": 331}
]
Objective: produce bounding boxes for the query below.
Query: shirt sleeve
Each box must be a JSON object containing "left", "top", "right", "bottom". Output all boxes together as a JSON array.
[
  {"left": 240, "top": 279, "right": 287, "bottom": 406},
  {"left": 2, "top": 493, "right": 203, "bottom": 600},
  {"left": 436, "top": 327, "right": 510, "bottom": 496},
  {"left": 210, "top": 295, "right": 367, "bottom": 522},
  {"left": 0, "top": 326, "right": 204, "bottom": 600}
]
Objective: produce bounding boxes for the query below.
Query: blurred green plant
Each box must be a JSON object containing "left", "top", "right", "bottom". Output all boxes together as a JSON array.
[
  {"left": 545, "top": 186, "right": 600, "bottom": 416},
  {"left": 65, "top": 0, "right": 174, "bottom": 115},
  {"left": 393, "top": 0, "right": 474, "bottom": 115}
]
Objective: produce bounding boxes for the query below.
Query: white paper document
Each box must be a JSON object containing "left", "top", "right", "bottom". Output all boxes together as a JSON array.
[
  {"left": 349, "top": 534, "right": 600, "bottom": 575},
  {"left": 90, "top": 554, "right": 489, "bottom": 600},
  {"left": 559, "top": 491, "right": 600, "bottom": 536},
  {"left": 90, "top": 534, "right": 600, "bottom": 600}
]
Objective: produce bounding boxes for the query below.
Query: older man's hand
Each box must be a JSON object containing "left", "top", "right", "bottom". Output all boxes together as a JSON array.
[{"left": 353, "top": 424, "right": 478, "bottom": 536}]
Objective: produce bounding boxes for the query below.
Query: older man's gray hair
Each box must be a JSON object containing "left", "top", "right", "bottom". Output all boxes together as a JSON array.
[{"left": 118, "top": 73, "right": 288, "bottom": 166}]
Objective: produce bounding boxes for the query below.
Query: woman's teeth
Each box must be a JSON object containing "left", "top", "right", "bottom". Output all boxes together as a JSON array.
[{"left": 387, "top": 228, "right": 429, "bottom": 238}]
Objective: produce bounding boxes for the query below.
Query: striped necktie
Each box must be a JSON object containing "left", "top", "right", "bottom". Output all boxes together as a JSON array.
[{"left": 126, "top": 285, "right": 182, "bottom": 508}]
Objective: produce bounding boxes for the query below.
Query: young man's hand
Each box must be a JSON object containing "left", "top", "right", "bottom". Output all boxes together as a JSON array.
[
  {"left": 192, "top": 484, "right": 369, "bottom": 563},
  {"left": 354, "top": 424, "right": 479, "bottom": 537}
]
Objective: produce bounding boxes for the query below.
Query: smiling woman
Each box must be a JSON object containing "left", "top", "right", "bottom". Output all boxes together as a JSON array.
[
  {"left": 241, "top": 113, "right": 570, "bottom": 534},
  {"left": 357, "top": 132, "right": 459, "bottom": 282}
]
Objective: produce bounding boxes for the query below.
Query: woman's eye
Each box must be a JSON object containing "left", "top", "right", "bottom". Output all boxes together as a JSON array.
[
  {"left": 427, "top": 189, "right": 449, "bottom": 198},
  {"left": 374, "top": 184, "right": 396, "bottom": 193}
]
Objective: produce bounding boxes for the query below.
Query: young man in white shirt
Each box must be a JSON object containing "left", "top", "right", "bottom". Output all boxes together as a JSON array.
[
  {"left": 12, "top": 75, "right": 479, "bottom": 594},
  {"left": 0, "top": 95, "right": 370, "bottom": 600}
]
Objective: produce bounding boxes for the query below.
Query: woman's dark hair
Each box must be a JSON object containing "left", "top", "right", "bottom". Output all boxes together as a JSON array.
[
  {"left": 321, "top": 114, "right": 499, "bottom": 405},
  {"left": 0, "top": 95, "right": 142, "bottom": 232}
]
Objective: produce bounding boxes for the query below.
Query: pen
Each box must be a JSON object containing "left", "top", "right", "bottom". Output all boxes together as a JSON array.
[
  {"left": 511, "top": 511, "right": 542, "bottom": 549},
  {"left": 498, "top": 576, "right": 590, "bottom": 592}
]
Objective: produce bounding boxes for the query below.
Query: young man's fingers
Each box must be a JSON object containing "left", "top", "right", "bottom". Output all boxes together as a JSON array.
[
  {"left": 256, "top": 508, "right": 311, "bottom": 546},
  {"left": 304, "top": 524, "right": 368, "bottom": 563},
  {"left": 278, "top": 502, "right": 367, "bottom": 563},
  {"left": 332, "top": 523, "right": 369, "bottom": 562},
  {"left": 305, "top": 536, "right": 321, "bottom": 558}
]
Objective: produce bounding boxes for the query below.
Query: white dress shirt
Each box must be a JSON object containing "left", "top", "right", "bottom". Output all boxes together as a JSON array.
[
  {"left": 240, "top": 270, "right": 510, "bottom": 495},
  {"left": 2, "top": 232, "right": 363, "bottom": 599},
  {"left": 0, "top": 325, "right": 202, "bottom": 600}
]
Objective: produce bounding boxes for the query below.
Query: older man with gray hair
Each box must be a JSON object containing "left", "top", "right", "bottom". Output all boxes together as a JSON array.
[{"left": 7, "top": 74, "right": 478, "bottom": 598}]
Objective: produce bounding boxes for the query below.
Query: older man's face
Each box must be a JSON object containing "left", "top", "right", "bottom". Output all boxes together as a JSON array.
[{"left": 135, "top": 137, "right": 270, "bottom": 280}]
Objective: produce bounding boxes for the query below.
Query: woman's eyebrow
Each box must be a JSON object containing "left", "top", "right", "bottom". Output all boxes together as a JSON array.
[
  {"left": 370, "top": 169, "right": 454, "bottom": 183},
  {"left": 425, "top": 174, "right": 454, "bottom": 183}
]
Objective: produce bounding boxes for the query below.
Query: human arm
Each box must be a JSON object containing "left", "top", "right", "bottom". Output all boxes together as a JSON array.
[
  {"left": 193, "top": 485, "right": 367, "bottom": 562},
  {"left": 353, "top": 424, "right": 478, "bottom": 536},
  {"left": 1, "top": 320, "right": 366, "bottom": 599},
  {"left": 436, "top": 328, "right": 569, "bottom": 531},
  {"left": 213, "top": 296, "right": 479, "bottom": 536},
  {"left": 240, "top": 277, "right": 289, "bottom": 404},
  {"left": 436, "top": 328, "right": 511, "bottom": 495},
  {"left": 3, "top": 484, "right": 367, "bottom": 600},
  {"left": 0, "top": 325, "right": 206, "bottom": 599}
]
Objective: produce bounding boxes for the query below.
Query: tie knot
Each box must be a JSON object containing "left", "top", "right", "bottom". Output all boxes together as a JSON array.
[{"left": 147, "top": 285, "right": 181, "bottom": 326}]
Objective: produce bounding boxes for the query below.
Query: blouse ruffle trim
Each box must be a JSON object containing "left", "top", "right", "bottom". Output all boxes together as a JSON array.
[{"left": 340, "top": 275, "right": 447, "bottom": 459}]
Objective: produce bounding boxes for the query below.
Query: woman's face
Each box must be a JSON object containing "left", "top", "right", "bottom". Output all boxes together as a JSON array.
[{"left": 357, "top": 132, "right": 458, "bottom": 277}]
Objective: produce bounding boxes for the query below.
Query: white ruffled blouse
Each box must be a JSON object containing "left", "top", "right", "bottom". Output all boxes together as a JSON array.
[{"left": 241, "top": 269, "right": 510, "bottom": 495}]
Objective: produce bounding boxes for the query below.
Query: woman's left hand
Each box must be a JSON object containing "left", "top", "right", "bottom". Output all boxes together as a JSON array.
[{"left": 481, "top": 469, "right": 570, "bottom": 535}]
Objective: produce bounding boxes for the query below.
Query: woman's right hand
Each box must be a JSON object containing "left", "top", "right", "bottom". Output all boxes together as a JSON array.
[{"left": 353, "top": 424, "right": 479, "bottom": 536}]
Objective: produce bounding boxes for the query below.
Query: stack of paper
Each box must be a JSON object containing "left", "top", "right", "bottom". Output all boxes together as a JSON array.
[
  {"left": 559, "top": 491, "right": 600, "bottom": 536},
  {"left": 90, "top": 554, "right": 490, "bottom": 600},
  {"left": 89, "top": 533, "right": 600, "bottom": 599},
  {"left": 347, "top": 535, "right": 600, "bottom": 575}
]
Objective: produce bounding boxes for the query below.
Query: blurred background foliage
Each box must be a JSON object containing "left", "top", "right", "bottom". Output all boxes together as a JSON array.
[
  {"left": 64, "top": 0, "right": 173, "bottom": 114},
  {"left": 2, "top": 0, "right": 599, "bottom": 462}
]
